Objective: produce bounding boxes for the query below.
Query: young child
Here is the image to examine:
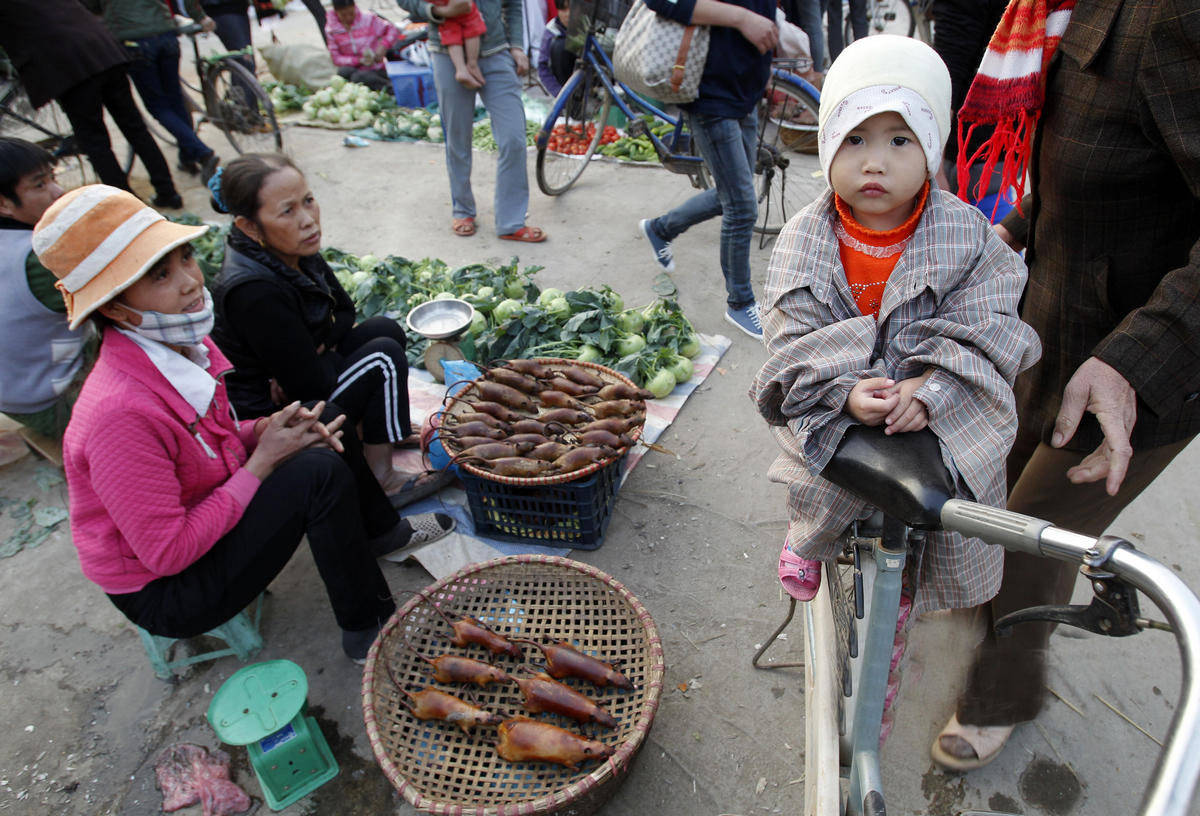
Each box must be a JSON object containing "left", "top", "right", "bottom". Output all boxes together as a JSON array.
[
  {"left": 426, "top": 0, "right": 489, "bottom": 88},
  {"left": 750, "top": 36, "right": 1041, "bottom": 615},
  {"left": 537, "top": 0, "right": 572, "bottom": 97},
  {"left": 0, "top": 137, "right": 92, "bottom": 442}
]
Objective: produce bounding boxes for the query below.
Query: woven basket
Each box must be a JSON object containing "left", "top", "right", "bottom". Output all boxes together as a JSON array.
[
  {"left": 363, "top": 556, "right": 665, "bottom": 815},
  {"left": 441, "top": 359, "right": 645, "bottom": 487}
]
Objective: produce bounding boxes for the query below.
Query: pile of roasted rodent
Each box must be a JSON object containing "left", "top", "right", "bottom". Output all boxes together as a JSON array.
[
  {"left": 439, "top": 359, "right": 650, "bottom": 479},
  {"left": 389, "top": 595, "right": 636, "bottom": 771}
]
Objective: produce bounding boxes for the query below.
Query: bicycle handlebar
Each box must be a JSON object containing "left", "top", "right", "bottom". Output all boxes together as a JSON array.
[{"left": 942, "top": 497, "right": 1200, "bottom": 816}]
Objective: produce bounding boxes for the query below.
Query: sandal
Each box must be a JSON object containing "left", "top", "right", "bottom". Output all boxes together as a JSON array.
[
  {"left": 388, "top": 469, "right": 455, "bottom": 510},
  {"left": 374, "top": 512, "right": 457, "bottom": 562},
  {"left": 778, "top": 546, "right": 822, "bottom": 602},
  {"left": 930, "top": 714, "right": 1014, "bottom": 772},
  {"left": 498, "top": 225, "right": 547, "bottom": 243},
  {"left": 452, "top": 217, "right": 476, "bottom": 237}
]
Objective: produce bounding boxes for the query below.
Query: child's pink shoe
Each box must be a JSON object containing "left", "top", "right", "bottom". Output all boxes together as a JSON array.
[{"left": 778, "top": 547, "right": 822, "bottom": 601}]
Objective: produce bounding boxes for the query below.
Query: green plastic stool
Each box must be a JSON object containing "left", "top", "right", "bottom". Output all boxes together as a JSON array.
[
  {"left": 206, "top": 659, "right": 338, "bottom": 811},
  {"left": 136, "top": 595, "right": 264, "bottom": 680}
]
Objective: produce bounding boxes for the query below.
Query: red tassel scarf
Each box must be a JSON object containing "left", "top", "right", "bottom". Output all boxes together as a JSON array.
[{"left": 955, "top": 0, "right": 1075, "bottom": 211}]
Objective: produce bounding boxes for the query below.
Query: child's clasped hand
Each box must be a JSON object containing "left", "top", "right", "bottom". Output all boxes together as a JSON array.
[{"left": 847, "top": 370, "right": 934, "bottom": 434}]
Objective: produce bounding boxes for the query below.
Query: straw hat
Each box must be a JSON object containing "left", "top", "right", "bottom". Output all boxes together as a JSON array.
[{"left": 32, "top": 185, "right": 209, "bottom": 330}]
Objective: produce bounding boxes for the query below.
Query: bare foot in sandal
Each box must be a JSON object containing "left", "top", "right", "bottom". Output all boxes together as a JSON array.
[
  {"left": 452, "top": 217, "right": 476, "bottom": 237},
  {"left": 498, "top": 225, "right": 547, "bottom": 243},
  {"left": 930, "top": 714, "right": 1014, "bottom": 771}
]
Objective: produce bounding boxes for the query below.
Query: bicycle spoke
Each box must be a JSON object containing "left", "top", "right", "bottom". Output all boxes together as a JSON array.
[{"left": 754, "top": 75, "right": 823, "bottom": 236}]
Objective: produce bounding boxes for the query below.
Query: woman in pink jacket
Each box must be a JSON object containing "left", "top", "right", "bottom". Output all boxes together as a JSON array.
[{"left": 35, "top": 185, "right": 417, "bottom": 663}]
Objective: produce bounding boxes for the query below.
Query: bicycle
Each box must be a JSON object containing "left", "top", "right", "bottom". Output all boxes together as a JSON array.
[
  {"left": 534, "top": 0, "right": 709, "bottom": 196},
  {"left": 753, "top": 424, "right": 1200, "bottom": 816},
  {"left": 174, "top": 22, "right": 283, "bottom": 155},
  {"left": 752, "top": 58, "right": 822, "bottom": 237}
]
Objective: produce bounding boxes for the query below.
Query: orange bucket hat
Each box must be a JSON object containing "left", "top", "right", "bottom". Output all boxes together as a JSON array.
[{"left": 32, "top": 185, "right": 210, "bottom": 330}]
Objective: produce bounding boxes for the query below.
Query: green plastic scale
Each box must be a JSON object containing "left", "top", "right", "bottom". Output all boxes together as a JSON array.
[{"left": 206, "top": 659, "right": 338, "bottom": 810}]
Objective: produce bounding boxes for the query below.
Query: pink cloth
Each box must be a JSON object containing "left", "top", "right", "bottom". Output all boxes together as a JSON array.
[
  {"left": 326, "top": 7, "right": 402, "bottom": 69},
  {"left": 63, "top": 329, "right": 262, "bottom": 595}
]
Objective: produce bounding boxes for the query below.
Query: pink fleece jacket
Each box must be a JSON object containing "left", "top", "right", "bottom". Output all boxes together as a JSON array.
[{"left": 63, "top": 329, "right": 262, "bottom": 594}]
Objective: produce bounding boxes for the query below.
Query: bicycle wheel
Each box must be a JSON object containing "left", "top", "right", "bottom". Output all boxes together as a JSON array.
[
  {"left": 754, "top": 75, "right": 823, "bottom": 236},
  {"left": 845, "top": 0, "right": 915, "bottom": 43},
  {"left": 205, "top": 59, "right": 282, "bottom": 154},
  {"left": 535, "top": 66, "right": 611, "bottom": 196}
]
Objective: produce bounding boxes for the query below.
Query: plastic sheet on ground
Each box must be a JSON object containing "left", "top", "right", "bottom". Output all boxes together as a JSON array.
[{"left": 391, "top": 332, "right": 732, "bottom": 579}]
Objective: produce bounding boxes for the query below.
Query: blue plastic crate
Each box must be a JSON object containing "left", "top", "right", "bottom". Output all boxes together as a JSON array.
[
  {"left": 460, "top": 455, "right": 624, "bottom": 550},
  {"left": 386, "top": 60, "right": 437, "bottom": 108}
]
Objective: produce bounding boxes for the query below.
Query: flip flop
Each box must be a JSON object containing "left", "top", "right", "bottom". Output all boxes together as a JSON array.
[
  {"left": 452, "top": 217, "right": 476, "bottom": 237},
  {"left": 498, "top": 225, "right": 547, "bottom": 243},
  {"left": 388, "top": 468, "right": 455, "bottom": 510},
  {"left": 929, "top": 714, "right": 1014, "bottom": 772}
]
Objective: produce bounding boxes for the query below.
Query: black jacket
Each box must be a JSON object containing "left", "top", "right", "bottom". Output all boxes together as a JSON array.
[
  {"left": 0, "top": 0, "right": 131, "bottom": 108},
  {"left": 211, "top": 229, "right": 356, "bottom": 417}
]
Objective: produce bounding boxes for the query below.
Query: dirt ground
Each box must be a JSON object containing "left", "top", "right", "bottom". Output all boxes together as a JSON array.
[{"left": 2, "top": 4, "right": 1199, "bottom": 816}]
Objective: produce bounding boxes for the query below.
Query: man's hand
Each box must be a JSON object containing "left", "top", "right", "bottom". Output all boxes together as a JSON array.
[
  {"left": 200, "top": 16, "right": 216, "bottom": 33},
  {"left": 846, "top": 377, "right": 898, "bottom": 426},
  {"left": 737, "top": 8, "right": 778, "bottom": 54},
  {"left": 1052, "top": 357, "right": 1137, "bottom": 496},
  {"left": 510, "top": 47, "right": 529, "bottom": 76},
  {"left": 361, "top": 47, "right": 376, "bottom": 65}
]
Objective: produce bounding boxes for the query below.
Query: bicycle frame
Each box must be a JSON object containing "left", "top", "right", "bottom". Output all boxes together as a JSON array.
[
  {"left": 536, "top": 32, "right": 703, "bottom": 175},
  {"left": 799, "top": 425, "right": 1200, "bottom": 816}
]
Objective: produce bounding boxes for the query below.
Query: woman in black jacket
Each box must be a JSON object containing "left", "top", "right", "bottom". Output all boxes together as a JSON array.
[{"left": 210, "top": 153, "right": 453, "bottom": 522}]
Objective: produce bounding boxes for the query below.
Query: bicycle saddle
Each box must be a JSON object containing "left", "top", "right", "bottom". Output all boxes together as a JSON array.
[{"left": 820, "top": 425, "right": 953, "bottom": 530}]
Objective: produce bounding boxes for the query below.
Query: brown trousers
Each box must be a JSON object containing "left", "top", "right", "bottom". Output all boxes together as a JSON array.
[{"left": 956, "top": 426, "right": 1192, "bottom": 725}]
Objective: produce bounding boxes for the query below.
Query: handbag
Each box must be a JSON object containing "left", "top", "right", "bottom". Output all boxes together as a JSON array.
[{"left": 612, "top": 0, "right": 710, "bottom": 104}]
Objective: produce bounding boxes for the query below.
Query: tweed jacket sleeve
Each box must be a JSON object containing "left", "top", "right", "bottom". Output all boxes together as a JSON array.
[
  {"left": 1014, "top": 0, "right": 1200, "bottom": 450},
  {"left": 1087, "top": 1, "right": 1200, "bottom": 419}
]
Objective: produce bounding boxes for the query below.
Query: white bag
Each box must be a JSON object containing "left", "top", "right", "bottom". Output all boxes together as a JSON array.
[{"left": 612, "top": 0, "right": 710, "bottom": 104}]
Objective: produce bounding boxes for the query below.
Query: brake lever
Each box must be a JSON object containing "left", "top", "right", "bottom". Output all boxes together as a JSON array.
[{"left": 994, "top": 567, "right": 1144, "bottom": 638}]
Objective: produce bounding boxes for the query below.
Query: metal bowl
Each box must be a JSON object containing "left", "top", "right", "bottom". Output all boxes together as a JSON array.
[{"left": 405, "top": 298, "right": 475, "bottom": 340}]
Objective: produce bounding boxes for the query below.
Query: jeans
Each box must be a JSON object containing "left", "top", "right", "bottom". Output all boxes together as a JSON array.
[
  {"left": 108, "top": 446, "right": 397, "bottom": 637},
  {"left": 825, "top": 0, "right": 868, "bottom": 61},
  {"left": 210, "top": 9, "right": 256, "bottom": 74},
  {"left": 781, "top": 0, "right": 826, "bottom": 70},
  {"left": 56, "top": 65, "right": 177, "bottom": 198},
  {"left": 431, "top": 50, "right": 530, "bottom": 235},
  {"left": 125, "top": 32, "right": 213, "bottom": 164},
  {"left": 649, "top": 111, "right": 758, "bottom": 309}
]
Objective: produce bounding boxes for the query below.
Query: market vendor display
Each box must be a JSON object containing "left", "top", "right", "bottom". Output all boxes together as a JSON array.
[{"left": 35, "top": 184, "right": 432, "bottom": 663}]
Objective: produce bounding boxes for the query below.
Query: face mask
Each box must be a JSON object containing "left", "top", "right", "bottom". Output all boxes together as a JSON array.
[{"left": 121, "top": 287, "right": 215, "bottom": 346}]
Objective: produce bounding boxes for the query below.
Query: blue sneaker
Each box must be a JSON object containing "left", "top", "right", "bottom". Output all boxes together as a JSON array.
[
  {"left": 639, "top": 218, "right": 675, "bottom": 272},
  {"left": 725, "top": 302, "right": 763, "bottom": 339}
]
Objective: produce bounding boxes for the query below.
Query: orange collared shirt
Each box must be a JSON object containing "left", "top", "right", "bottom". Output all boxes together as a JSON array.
[{"left": 834, "top": 182, "right": 929, "bottom": 318}]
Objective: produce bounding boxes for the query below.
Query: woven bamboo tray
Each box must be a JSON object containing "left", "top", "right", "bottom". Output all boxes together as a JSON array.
[
  {"left": 362, "top": 556, "right": 665, "bottom": 815},
  {"left": 441, "top": 359, "right": 645, "bottom": 487}
]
